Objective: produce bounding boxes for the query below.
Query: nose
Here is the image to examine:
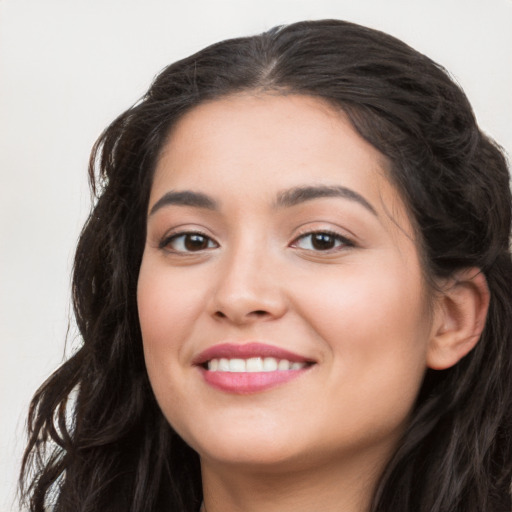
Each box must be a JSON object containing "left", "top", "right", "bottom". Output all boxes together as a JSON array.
[{"left": 208, "top": 243, "right": 288, "bottom": 325}]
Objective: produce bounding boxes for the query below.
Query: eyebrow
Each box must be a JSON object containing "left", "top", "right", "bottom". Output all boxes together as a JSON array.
[
  {"left": 274, "top": 185, "right": 377, "bottom": 215},
  {"left": 149, "top": 190, "right": 218, "bottom": 216},
  {"left": 149, "top": 184, "right": 377, "bottom": 217}
]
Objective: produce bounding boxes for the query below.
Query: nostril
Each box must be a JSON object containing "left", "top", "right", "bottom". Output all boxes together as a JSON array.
[{"left": 213, "top": 309, "right": 269, "bottom": 321}]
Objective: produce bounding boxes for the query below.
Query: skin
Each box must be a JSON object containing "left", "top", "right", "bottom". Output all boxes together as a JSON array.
[{"left": 137, "top": 94, "right": 484, "bottom": 512}]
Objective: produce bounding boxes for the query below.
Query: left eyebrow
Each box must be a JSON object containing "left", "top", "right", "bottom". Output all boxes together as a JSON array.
[
  {"left": 149, "top": 190, "right": 218, "bottom": 216},
  {"left": 274, "top": 185, "right": 377, "bottom": 216}
]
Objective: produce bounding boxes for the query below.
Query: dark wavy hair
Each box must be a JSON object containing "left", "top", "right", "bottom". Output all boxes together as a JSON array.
[{"left": 20, "top": 19, "right": 512, "bottom": 512}]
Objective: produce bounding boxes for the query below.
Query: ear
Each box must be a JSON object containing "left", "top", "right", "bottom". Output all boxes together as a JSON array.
[{"left": 427, "top": 268, "right": 490, "bottom": 370}]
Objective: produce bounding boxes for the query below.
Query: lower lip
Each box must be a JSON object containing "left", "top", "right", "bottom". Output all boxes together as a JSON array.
[{"left": 199, "top": 367, "right": 310, "bottom": 394}]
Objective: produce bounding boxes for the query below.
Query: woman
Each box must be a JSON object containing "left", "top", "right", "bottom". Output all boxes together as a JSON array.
[{"left": 20, "top": 19, "right": 512, "bottom": 512}]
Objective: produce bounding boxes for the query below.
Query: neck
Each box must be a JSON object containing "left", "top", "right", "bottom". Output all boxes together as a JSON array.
[{"left": 200, "top": 448, "right": 390, "bottom": 512}]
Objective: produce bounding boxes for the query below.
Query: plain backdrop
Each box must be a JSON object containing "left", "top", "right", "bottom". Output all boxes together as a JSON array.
[{"left": 1, "top": 0, "right": 511, "bottom": 510}]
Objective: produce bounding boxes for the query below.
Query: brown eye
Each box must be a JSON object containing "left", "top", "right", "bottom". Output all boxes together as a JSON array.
[
  {"left": 183, "top": 234, "right": 210, "bottom": 251},
  {"left": 310, "top": 233, "right": 337, "bottom": 250},
  {"left": 162, "top": 232, "right": 218, "bottom": 252},
  {"left": 292, "top": 231, "right": 352, "bottom": 251}
]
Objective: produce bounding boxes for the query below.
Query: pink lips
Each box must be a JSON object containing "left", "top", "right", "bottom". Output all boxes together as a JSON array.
[{"left": 193, "top": 342, "right": 314, "bottom": 394}]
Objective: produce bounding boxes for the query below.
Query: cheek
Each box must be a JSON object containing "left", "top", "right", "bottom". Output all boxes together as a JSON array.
[
  {"left": 137, "top": 261, "right": 204, "bottom": 431},
  {"left": 137, "top": 261, "right": 206, "bottom": 351},
  {"left": 296, "top": 268, "right": 429, "bottom": 445},
  {"left": 294, "top": 255, "right": 431, "bottom": 391},
  {"left": 137, "top": 259, "right": 206, "bottom": 402},
  {"left": 301, "top": 264, "right": 425, "bottom": 330}
]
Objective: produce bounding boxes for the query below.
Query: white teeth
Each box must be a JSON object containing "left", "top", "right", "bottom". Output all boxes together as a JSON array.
[
  {"left": 218, "top": 358, "right": 230, "bottom": 371},
  {"left": 263, "top": 357, "right": 278, "bottom": 371},
  {"left": 229, "top": 358, "right": 246, "bottom": 372},
  {"left": 278, "top": 359, "right": 290, "bottom": 370},
  {"left": 246, "top": 357, "right": 263, "bottom": 372},
  {"left": 207, "top": 357, "right": 307, "bottom": 372}
]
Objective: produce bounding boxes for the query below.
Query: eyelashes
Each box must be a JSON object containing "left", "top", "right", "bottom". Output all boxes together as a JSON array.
[
  {"left": 159, "top": 231, "right": 218, "bottom": 252},
  {"left": 290, "top": 230, "right": 354, "bottom": 251},
  {"left": 159, "top": 229, "right": 354, "bottom": 254}
]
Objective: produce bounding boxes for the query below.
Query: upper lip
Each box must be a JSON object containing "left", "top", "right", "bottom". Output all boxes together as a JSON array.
[{"left": 192, "top": 342, "right": 314, "bottom": 366}]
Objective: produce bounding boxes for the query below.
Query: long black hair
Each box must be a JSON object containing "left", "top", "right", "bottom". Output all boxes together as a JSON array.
[{"left": 20, "top": 19, "right": 512, "bottom": 512}]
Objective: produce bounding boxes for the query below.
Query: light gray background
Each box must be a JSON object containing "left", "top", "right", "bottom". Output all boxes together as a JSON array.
[{"left": 1, "top": 0, "right": 511, "bottom": 510}]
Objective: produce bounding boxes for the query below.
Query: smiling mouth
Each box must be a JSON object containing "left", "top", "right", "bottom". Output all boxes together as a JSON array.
[
  {"left": 193, "top": 342, "right": 315, "bottom": 370},
  {"left": 194, "top": 343, "right": 316, "bottom": 393}
]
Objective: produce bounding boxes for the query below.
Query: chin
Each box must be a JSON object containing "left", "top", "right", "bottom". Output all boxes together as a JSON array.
[
  {"left": 198, "top": 442, "right": 313, "bottom": 473},
  {"left": 178, "top": 418, "right": 309, "bottom": 469}
]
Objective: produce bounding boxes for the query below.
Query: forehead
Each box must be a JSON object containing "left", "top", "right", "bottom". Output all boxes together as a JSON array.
[
  {"left": 157, "top": 93, "right": 386, "bottom": 177},
  {"left": 151, "top": 93, "right": 411, "bottom": 234}
]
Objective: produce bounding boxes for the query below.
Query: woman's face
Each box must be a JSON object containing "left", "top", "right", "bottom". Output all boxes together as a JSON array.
[{"left": 137, "top": 94, "right": 436, "bottom": 473}]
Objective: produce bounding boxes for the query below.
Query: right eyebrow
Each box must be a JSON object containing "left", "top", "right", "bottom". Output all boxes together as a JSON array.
[
  {"left": 149, "top": 190, "right": 218, "bottom": 216},
  {"left": 274, "top": 185, "right": 377, "bottom": 216}
]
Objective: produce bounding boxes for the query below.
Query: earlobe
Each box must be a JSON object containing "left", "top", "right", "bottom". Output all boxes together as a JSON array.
[{"left": 427, "top": 268, "right": 490, "bottom": 370}]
